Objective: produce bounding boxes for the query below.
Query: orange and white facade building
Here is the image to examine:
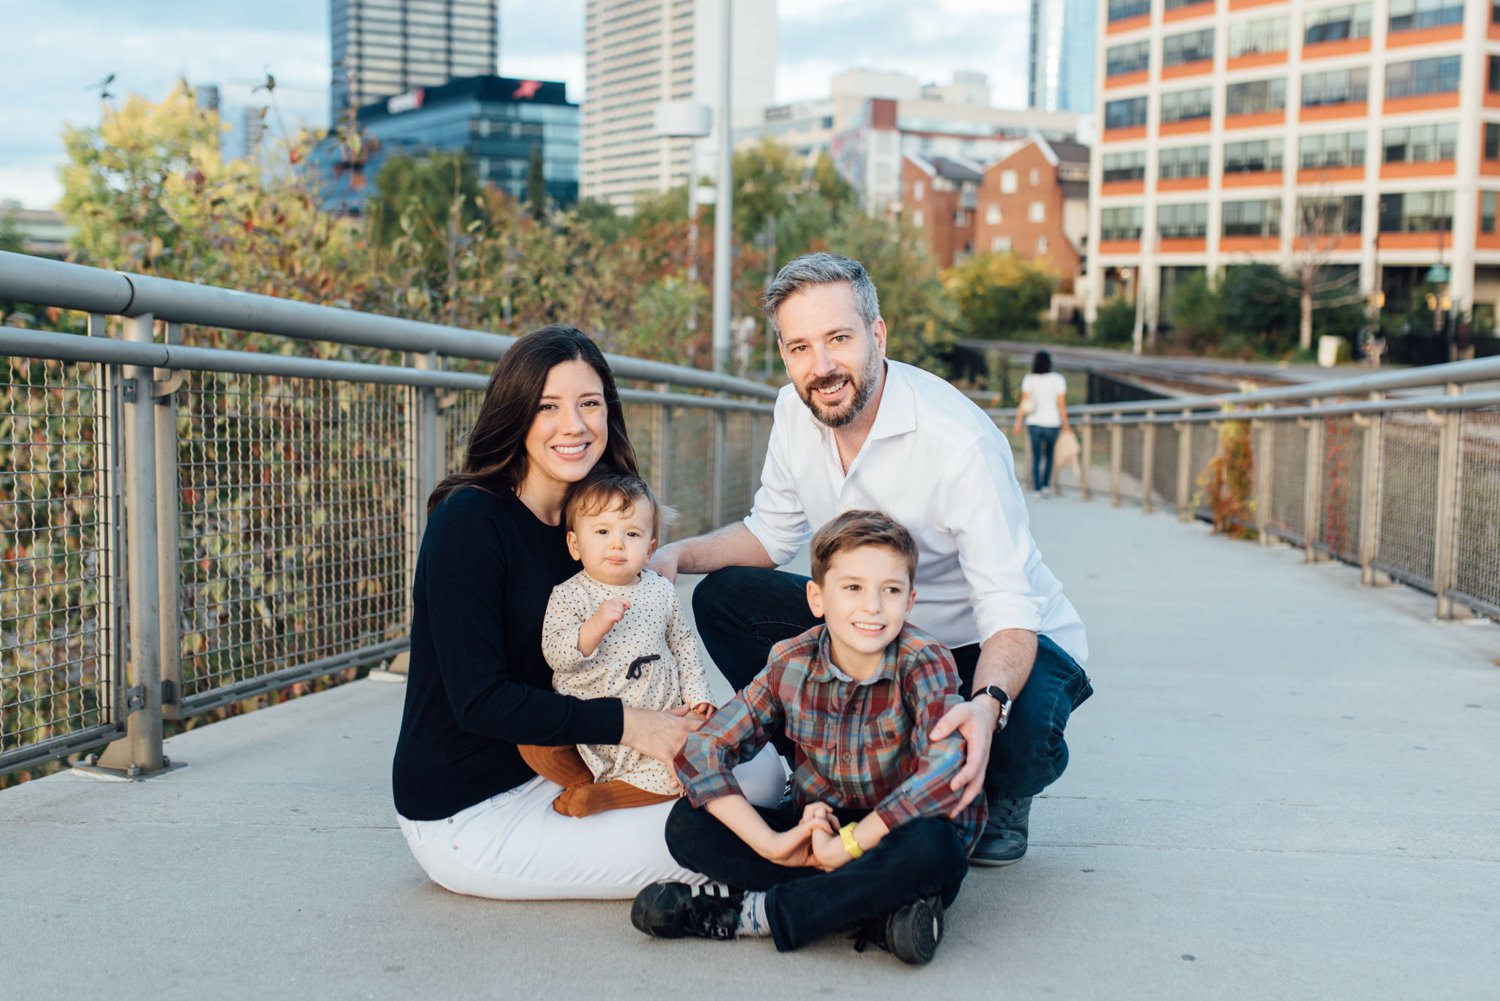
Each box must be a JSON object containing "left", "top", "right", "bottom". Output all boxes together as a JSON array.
[{"left": 1086, "top": 0, "right": 1500, "bottom": 333}]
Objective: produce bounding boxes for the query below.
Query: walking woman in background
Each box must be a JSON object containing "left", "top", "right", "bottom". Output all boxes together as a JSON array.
[{"left": 1012, "top": 350, "right": 1070, "bottom": 497}]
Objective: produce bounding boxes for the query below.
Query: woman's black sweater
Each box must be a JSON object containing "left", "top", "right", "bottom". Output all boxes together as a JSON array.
[{"left": 392, "top": 486, "right": 624, "bottom": 821}]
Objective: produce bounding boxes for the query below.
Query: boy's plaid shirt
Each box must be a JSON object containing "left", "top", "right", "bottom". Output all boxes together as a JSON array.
[{"left": 675, "top": 624, "right": 987, "bottom": 851}]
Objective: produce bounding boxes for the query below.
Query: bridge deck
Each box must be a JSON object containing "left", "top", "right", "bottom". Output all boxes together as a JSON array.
[{"left": 3, "top": 495, "right": 1497, "bottom": 1000}]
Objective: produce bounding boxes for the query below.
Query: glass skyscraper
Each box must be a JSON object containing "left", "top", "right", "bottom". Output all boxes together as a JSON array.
[
  {"left": 1029, "top": 0, "right": 1095, "bottom": 113},
  {"left": 331, "top": 0, "right": 499, "bottom": 125}
]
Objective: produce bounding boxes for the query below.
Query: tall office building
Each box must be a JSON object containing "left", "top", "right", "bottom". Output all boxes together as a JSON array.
[
  {"left": 331, "top": 0, "right": 499, "bottom": 125},
  {"left": 1030, "top": 0, "right": 1096, "bottom": 112},
  {"left": 1087, "top": 0, "right": 1500, "bottom": 342},
  {"left": 582, "top": 0, "right": 777, "bottom": 211}
]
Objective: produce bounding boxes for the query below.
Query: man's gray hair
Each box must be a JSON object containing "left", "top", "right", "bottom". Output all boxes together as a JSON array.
[{"left": 762, "top": 252, "right": 881, "bottom": 339}]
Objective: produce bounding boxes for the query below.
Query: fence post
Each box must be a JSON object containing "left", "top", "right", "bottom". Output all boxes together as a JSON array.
[
  {"left": 713, "top": 408, "right": 727, "bottom": 529},
  {"left": 1255, "top": 417, "right": 1273, "bottom": 544},
  {"left": 1140, "top": 416, "right": 1156, "bottom": 513},
  {"left": 1356, "top": 393, "right": 1384, "bottom": 586},
  {"left": 1176, "top": 415, "right": 1192, "bottom": 521},
  {"left": 95, "top": 314, "right": 165, "bottom": 777},
  {"left": 404, "top": 353, "right": 443, "bottom": 639},
  {"left": 1301, "top": 403, "right": 1324, "bottom": 561},
  {"left": 1109, "top": 415, "right": 1123, "bottom": 507},
  {"left": 155, "top": 323, "right": 184, "bottom": 720},
  {"left": 1432, "top": 383, "right": 1464, "bottom": 619},
  {"left": 652, "top": 385, "right": 673, "bottom": 542},
  {"left": 1080, "top": 423, "right": 1093, "bottom": 501}
]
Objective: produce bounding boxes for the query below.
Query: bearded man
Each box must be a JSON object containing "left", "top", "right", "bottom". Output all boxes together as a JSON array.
[{"left": 650, "top": 252, "right": 1091, "bottom": 866}]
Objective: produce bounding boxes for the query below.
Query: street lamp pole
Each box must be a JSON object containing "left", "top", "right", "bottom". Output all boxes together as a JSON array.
[
  {"left": 653, "top": 101, "right": 713, "bottom": 336},
  {"left": 712, "top": 0, "right": 734, "bottom": 374}
]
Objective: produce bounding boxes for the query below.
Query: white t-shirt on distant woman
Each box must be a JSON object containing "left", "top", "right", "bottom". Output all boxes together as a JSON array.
[{"left": 1020, "top": 371, "right": 1067, "bottom": 428}]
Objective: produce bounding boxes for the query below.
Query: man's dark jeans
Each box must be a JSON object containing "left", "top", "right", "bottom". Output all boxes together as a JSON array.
[
  {"left": 665, "top": 799, "right": 968, "bottom": 952},
  {"left": 693, "top": 567, "right": 1093, "bottom": 801}
]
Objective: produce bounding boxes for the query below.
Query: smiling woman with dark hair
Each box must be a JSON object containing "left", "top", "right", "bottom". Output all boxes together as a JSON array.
[{"left": 392, "top": 325, "right": 780, "bottom": 900}]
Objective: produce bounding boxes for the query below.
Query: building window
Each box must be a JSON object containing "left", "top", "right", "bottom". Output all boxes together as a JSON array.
[
  {"left": 1304, "top": 3, "right": 1373, "bottom": 43},
  {"left": 1382, "top": 122, "right": 1458, "bottom": 164},
  {"left": 1299, "top": 130, "right": 1367, "bottom": 169},
  {"left": 1160, "top": 86, "right": 1213, "bottom": 124},
  {"left": 1490, "top": 56, "right": 1500, "bottom": 93},
  {"left": 993, "top": 236, "right": 1013, "bottom": 252},
  {"left": 1001, "top": 170, "right": 1018, "bottom": 193},
  {"left": 1386, "top": 56, "right": 1461, "bottom": 99},
  {"left": 1029, "top": 201, "right": 1046, "bottom": 222},
  {"left": 1229, "top": 16, "right": 1289, "bottom": 57},
  {"left": 1226, "top": 78, "right": 1286, "bottom": 115},
  {"left": 1102, "top": 150, "right": 1148, "bottom": 182},
  {"left": 1302, "top": 66, "right": 1369, "bottom": 106},
  {"left": 914, "top": 210, "right": 925, "bottom": 228},
  {"left": 1222, "top": 199, "right": 1281, "bottom": 237},
  {"left": 1378, "top": 190, "right": 1454, "bottom": 232},
  {"left": 1038, "top": 236, "right": 1050, "bottom": 254},
  {"left": 1297, "top": 195, "right": 1363, "bottom": 236},
  {"left": 1158, "top": 202, "right": 1209, "bottom": 239},
  {"left": 1107, "top": 0, "right": 1150, "bottom": 22},
  {"left": 1105, "top": 96, "right": 1148, "bottom": 130},
  {"left": 1107, "top": 40, "right": 1150, "bottom": 76},
  {"left": 1388, "top": 0, "right": 1463, "bottom": 32},
  {"left": 1224, "top": 138, "right": 1284, "bottom": 174},
  {"left": 1101, "top": 205, "right": 1145, "bottom": 241},
  {"left": 1483, "top": 191, "right": 1498, "bottom": 234},
  {"left": 1486, "top": 123, "right": 1500, "bottom": 160},
  {"left": 915, "top": 180, "right": 925, "bottom": 199},
  {"left": 986, "top": 204, "right": 1002, "bottom": 224},
  {"left": 1163, "top": 28, "right": 1215, "bottom": 67},
  {"left": 1165, "top": 0, "right": 1210, "bottom": 9},
  {"left": 1158, "top": 144, "right": 1211, "bottom": 179},
  {"left": 1029, "top": 168, "right": 1041, "bottom": 186}
]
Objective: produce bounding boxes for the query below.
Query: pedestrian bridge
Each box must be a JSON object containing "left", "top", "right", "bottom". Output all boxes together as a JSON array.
[{"left": 2, "top": 253, "right": 1497, "bottom": 998}]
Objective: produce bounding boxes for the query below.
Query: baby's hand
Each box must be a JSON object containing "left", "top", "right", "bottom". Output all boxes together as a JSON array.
[
  {"left": 590, "top": 599, "right": 630, "bottom": 632},
  {"left": 690, "top": 702, "right": 715, "bottom": 719}
]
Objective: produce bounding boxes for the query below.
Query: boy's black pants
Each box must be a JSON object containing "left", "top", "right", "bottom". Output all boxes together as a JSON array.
[{"left": 664, "top": 798, "right": 969, "bottom": 953}]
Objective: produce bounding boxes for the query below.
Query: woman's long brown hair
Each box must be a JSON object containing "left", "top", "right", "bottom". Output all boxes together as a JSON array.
[{"left": 427, "top": 325, "right": 639, "bottom": 514}]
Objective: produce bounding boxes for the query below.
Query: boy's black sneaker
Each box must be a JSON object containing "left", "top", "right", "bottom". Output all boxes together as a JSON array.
[
  {"left": 631, "top": 881, "right": 743, "bottom": 941},
  {"left": 853, "top": 895, "right": 945, "bottom": 965}
]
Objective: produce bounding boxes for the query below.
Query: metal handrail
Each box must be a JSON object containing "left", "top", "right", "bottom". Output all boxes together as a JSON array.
[
  {"left": 0, "top": 251, "right": 779, "bottom": 399},
  {"left": 0, "top": 252, "right": 776, "bottom": 779}
]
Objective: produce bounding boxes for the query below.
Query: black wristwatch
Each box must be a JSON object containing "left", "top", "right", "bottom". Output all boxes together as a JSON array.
[{"left": 974, "top": 685, "right": 1012, "bottom": 731}]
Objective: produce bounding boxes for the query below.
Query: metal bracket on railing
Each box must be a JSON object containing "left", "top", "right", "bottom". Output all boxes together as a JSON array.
[
  {"left": 437, "top": 390, "right": 459, "bottom": 412},
  {"left": 1425, "top": 408, "right": 1449, "bottom": 426},
  {"left": 152, "top": 370, "right": 184, "bottom": 400},
  {"left": 1296, "top": 416, "right": 1315, "bottom": 430},
  {"left": 1352, "top": 413, "right": 1375, "bottom": 428},
  {"left": 124, "top": 685, "right": 147, "bottom": 713}
]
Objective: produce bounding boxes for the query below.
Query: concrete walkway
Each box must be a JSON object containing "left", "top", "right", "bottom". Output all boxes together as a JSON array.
[{"left": 3, "top": 496, "right": 1497, "bottom": 1000}]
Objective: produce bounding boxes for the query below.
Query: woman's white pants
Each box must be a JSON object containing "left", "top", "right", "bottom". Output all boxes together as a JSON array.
[{"left": 397, "top": 746, "right": 786, "bottom": 900}]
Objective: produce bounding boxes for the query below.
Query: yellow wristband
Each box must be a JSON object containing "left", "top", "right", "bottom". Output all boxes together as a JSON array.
[{"left": 839, "top": 822, "right": 863, "bottom": 859}]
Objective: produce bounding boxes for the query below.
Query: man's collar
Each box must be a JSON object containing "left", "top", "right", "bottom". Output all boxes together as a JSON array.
[{"left": 864, "top": 361, "right": 915, "bottom": 443}]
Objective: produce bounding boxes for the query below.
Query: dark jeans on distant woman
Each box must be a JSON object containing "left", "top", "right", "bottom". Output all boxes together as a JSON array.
[
  {"left": 1027, "top": 423, "right": 1061, "bottom": 491},
  {"left": 693, "top": 567, "right": 1093, "bottom": 803}
]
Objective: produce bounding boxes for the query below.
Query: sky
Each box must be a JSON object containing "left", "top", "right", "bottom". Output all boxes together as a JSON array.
[{"left": 0, "top": 0, "right": 1032, "bottom": 210}]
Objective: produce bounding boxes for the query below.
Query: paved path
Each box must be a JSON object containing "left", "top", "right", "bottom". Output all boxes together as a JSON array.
[{"left": 3, "top": 496, "right": 1497, "bottom": 1000}]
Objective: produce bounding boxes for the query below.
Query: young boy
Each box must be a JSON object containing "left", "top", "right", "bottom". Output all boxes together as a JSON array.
[{"left": 630, "top": 510, "right": 985, "bottom": 965}]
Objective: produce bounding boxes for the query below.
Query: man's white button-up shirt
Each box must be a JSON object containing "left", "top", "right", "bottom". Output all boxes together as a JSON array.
[{"left": 743, "top": 360, "right": 1088, "bottom": 666}]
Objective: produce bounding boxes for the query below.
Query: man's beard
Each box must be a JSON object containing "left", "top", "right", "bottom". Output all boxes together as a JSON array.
[{"left": 797, "top": 357, "right": 880, "bottom": 428}]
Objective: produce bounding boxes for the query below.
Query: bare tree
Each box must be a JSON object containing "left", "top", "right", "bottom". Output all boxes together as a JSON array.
[{"left": 1290, "top": 194, "right": 1365, "bottom": 352}]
